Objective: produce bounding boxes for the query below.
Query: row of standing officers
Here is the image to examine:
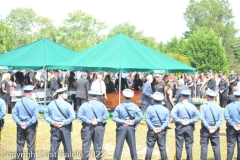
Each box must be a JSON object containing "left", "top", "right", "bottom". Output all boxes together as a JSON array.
[{"left": 1, "top": 85, "right": 239, "bottom": 159}]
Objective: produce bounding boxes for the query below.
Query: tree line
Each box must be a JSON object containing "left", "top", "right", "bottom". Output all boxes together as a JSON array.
[{"left": 0, "top": 0, "right": 239, "bottom": 74}]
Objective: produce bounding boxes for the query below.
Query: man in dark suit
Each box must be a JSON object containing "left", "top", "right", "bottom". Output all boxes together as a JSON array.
[
  {"left": 207, "top": 74, "right": 216, "bottom": 91},
  {"left": 174, "top": 79, "right": 193, "bottom": 104},
  {"left": 227, "top": 86, "right": 238, "bottom": 104},
  {"left": 115, "top": 74, "right": 129, "bottom": 91},
  {"left": 76, "top": 72, "right": 89, "bottom": 111},
  {"left": 140, "top": 75, "right": 153, "bottom": 114},
  {"left": 50, "top": 70, "right": 62, "bottom": 95}
]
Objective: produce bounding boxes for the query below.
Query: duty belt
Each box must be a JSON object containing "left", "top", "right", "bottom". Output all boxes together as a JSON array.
[
  {"left": 116, "top": 123, "right": 136, "bottom": 127},
  {"left": 201, "top": 123, "right": 215, "bottom": 128},
  {"left": 175, "top": 123, "right": 195, "bottom": 129},
  {"left": 82, "top": 122, "right": 104, "bottom": 127}
]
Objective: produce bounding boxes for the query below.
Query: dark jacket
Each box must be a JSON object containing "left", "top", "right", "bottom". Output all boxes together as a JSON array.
[
  {"left": 174, "top": 85, "right": 193, "bottom": 104},
  {"left": 115, "top": 78, "right": 129, "bottom": 91},
  {"left": 208, "top": 79, "right": 216, "bottom": 91},
  {"left": 76, "top": 78, "right": 89, "bottom": 99},
  {"left": 227, "top": 94, "right": 235, "bottom": 104},
  {"left": 50, "top": 77, "right": 62, "bottom": 94},
  {"left": 106, "top": 81, "right": 115, "bottom": 94}
]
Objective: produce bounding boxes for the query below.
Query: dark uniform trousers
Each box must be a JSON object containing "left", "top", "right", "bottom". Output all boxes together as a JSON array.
[
  {"left": 175, "top": 124, "right": 194, "bottom": 160},
  {"left": 76, "top": 98, "right": 87, "bottom": 109},
  {"left": 219, "top": 91, "right": 227, "bottom": 108},
  {"left": 17, "top": 124, "right": 36, "bottom": 160},
  {"left": 97, "top": 95, "right": 104, "bottom": 103},
  {"left": 81, "top": 125, "right": 105, "bottom": 160},
  {"left": 226, "top": 126, "right": 240, "bottom": 160},
  {"left": 49, "top": 125, "right": 72, "bottom": 160},
  {"left": 113, "top": 125, "right": 138, "bottom": 160},
  {"left": 200, "top": 126, "right": 221, "bottom": 160},
  {"left": 145, "top": 129, "right": 168, "bottom": 160}
]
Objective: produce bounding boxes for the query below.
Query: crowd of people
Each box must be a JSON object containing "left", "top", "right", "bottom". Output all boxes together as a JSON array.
[{"left": 1, "top": 69, "right": 240, "bottom": 160}]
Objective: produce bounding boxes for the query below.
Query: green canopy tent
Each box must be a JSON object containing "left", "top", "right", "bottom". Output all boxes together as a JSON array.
[
  {"left": 47, "top": 34, "right": 195, "bottom": 74},
  {"left": 47, "top": 34, "right": 196, "bottom": 103},
  {"left": 0, "top": 38, "right": 77, "bottom": 104},
  {"left": 0, "top": 38, "right": 77, "bottom": 70}
]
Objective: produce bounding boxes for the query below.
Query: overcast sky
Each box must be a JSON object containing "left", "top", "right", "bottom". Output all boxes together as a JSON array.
[{"left": 0, "top": 0, "right": 239, "bottom": 42}]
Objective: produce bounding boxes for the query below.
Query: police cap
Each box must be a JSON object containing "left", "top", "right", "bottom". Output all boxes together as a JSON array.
[
  {"left": 56, "top": 87, "right": 68, "bottom": 94},
  {"left": 181, "top": 90, "right": 191, "bottom": 96},
  {"left": 206, "top": 89, "right": 216, "bottom": 97},
  {"left": 123, "top": 89, "right": 134, "bottom": 98},
  {"left": 152, "top": 92, "right": 164, "bottom": 101},
  {"left": 23, "top": 85, "right": 34, "bottom": 93},
  {"left": 88, "top": 90, "right": 99, "bottom": 96},
  {"left": 233, "top": 91, "right": 240, "bottom": 97}
]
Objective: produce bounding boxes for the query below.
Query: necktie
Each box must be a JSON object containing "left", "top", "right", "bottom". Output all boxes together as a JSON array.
[
  {"left": 157, "top": 83, "right": 160, "bottom": 91},
  {"left": 100, "top": 81, "right": 102, "bottom": 94}
]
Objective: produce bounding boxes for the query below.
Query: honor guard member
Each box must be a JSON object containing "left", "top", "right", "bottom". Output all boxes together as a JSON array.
[
  {"left": 171, "top": 90, "right": 200, "bottom": 160},
  {"left": 12, "top": 85, "right": 38, "bottom": 160},
  {"left": 224, "top": 90, "right": 240, "bottom": 160},
  {"left": 0, "top": 97, "right": 6, "bottom": 130},
  {"left": 112, "top": 89, "right": 143, "bottom": 160},
  {"left": 145, "top": 92, "right": 169, "bottom": 160},
  {"left": 44, "top": 87, "right": 75, "bottom": 160},
  {"left": 77, "top": 90, "right": 109, "bottom": 160},
  {"left": 200, "top": 90, "right": 223, "bottom": 160},
  {"left": 0, "top": 96, "right": 6, "bottom": 154}
]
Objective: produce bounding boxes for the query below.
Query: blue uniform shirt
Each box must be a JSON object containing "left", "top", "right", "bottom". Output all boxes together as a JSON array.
[
  {"left": 113, "top": 100, "right": 143, "bottom": 124},
  {"left": 224, "top": 100, "right": 240, "bottom": 126},
  {"left": 145, "top": 103, "right": 169, "bottom": 130},
  {"left": 44, "top": 98, "right": 75, "bottom": 125},
  {"left": 200, "top": 101, "right": 223, "bottom": 130},
  {"left": 12, "top": 97, "right": 38, "bottom": 127},
  {"left": 0, "top": 98, "right": 6, "bottom": 120},
  {"left": 171, "top": 100, "right": 200, "bottom": 124},
  {"left": 77, "top": 99, "right": 109, "bottom": 124}
]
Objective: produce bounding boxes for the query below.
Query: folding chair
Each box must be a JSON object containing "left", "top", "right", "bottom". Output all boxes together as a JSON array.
[
  {"left": 36, "top": 92, "right": 50, "bottom": 104},
  {"left": 11, "top": 90, "right": 23, "bottom": 103},
  {"left": 31, "top": 93, "right": 38, "bottom": 103}
]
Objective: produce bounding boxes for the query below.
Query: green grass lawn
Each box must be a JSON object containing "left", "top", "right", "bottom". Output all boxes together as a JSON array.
[{"left": 0, "top": 113, "right": 238, "bottom": 160}]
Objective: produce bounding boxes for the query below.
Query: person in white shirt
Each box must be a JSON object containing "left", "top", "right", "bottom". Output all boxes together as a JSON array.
[{"left": 91, "top": 74, "right": 108, "bottom": 102}]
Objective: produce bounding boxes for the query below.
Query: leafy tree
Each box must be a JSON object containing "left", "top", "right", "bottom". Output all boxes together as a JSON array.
[
  {"left": 232, "top": 37, "right": 240, "bottom": 59},
  {"left": 166, "top": 52, "right": 191, "bottom": 66},
  {"left": 165, "top": 37, "right": 187, "bottom": 55},
  {"left": 108, "top": 23, "right": 161, "bottom": 52},
  {"left": 0, "top": 20, "right": 12, "bottom": 53},
  {"left": 185, "top": 29, "right": 228, "bottom": 73},
  {"left": 227, "top": 53, "right": 240, "bottom": 73},
  {"left": 57, "top": 10, "right": 107, "bottom": 51},
  {"left": 108, "top": 22, "right": 144, "bottom": 41},
  {"left": 184, "top": 0, "right": 238, "bottom": 70},
  {"left": 158, "top": 42, "right": 166, "bottom": 53},
  {"left": 6, "top": 8, "right": 37, "bottom": 48},
  {"left": 141, "top": 36, "right": 159, "bottom": 51},
  {"left": 33, "top": 16, "right": 58, "bottom": 42}
]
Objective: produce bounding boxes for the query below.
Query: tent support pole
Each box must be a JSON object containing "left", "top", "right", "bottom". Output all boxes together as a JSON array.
[
  {"left": 195, "top": 73, "right": 197, "bottom": 98},
  {"left": 119, "top": 72, "right": 121, "bottom": 105},
  {"left": 44, "top": 69, "right": 47, "bottom": 105}
]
